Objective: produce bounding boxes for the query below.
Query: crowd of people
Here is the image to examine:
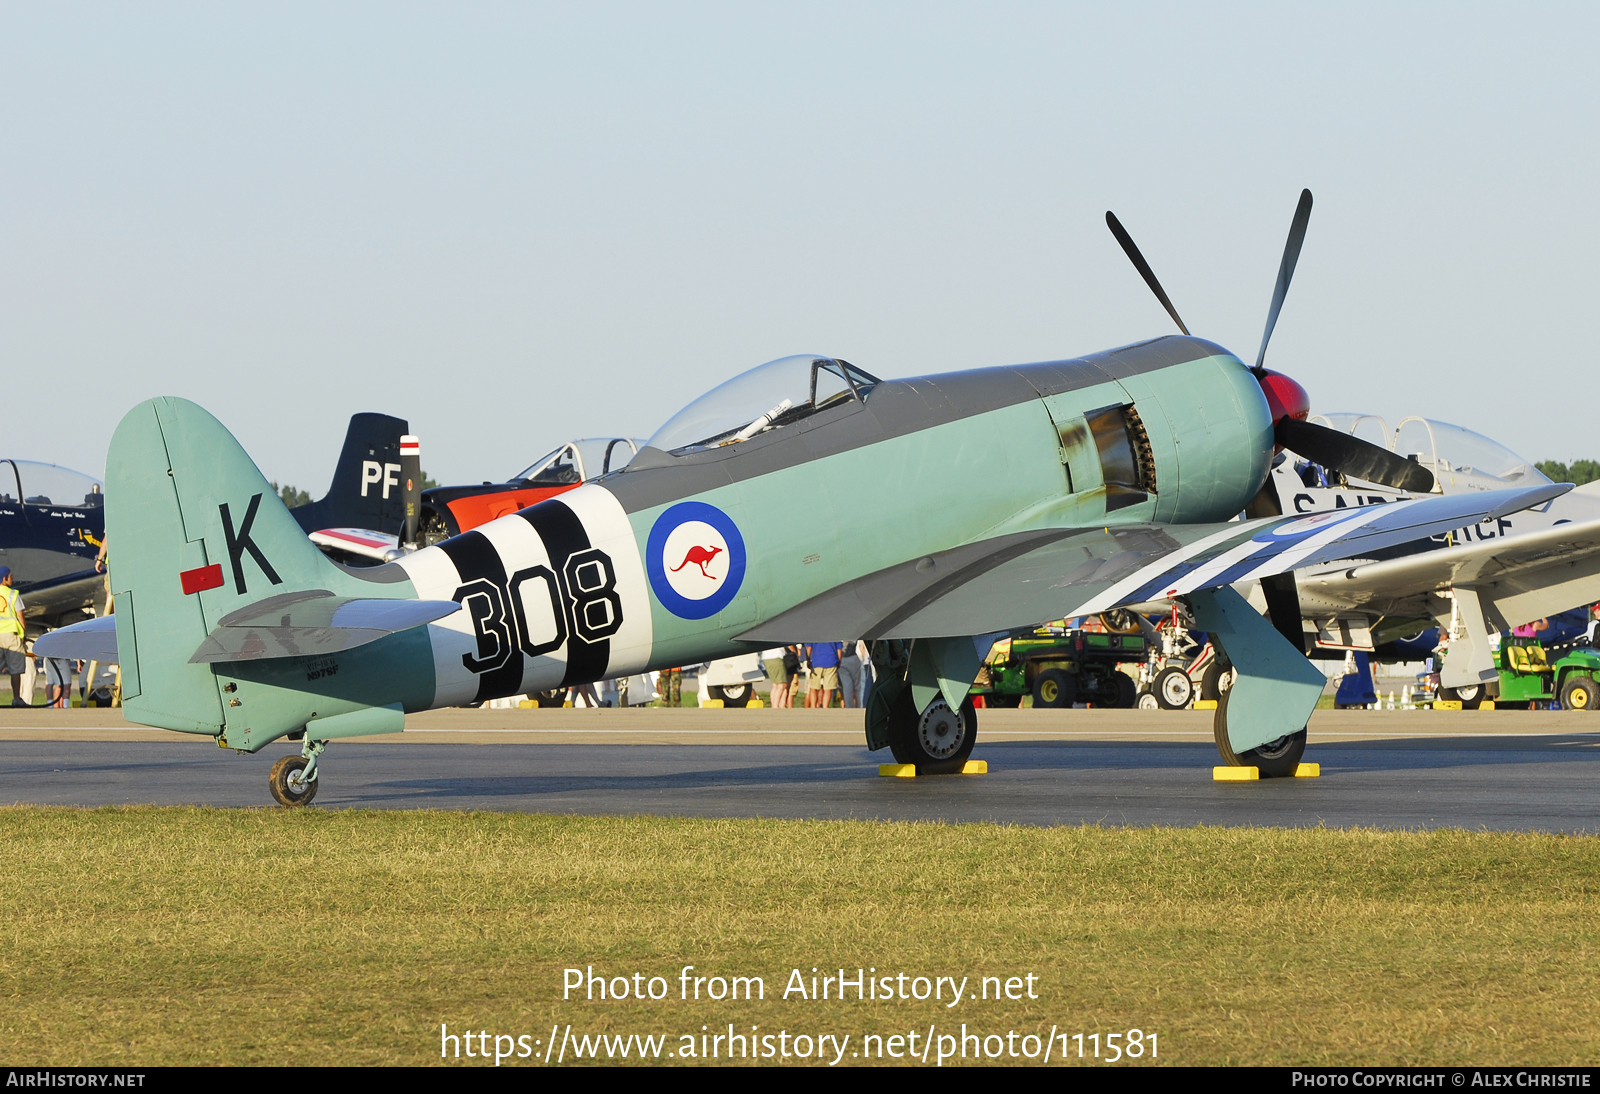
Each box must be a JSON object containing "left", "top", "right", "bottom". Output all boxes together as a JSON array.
[{"left": 761, "top": 641, "right": 875, "bottom": 708}]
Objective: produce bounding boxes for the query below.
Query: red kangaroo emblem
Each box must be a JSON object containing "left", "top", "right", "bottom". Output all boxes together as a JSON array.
[{"left": 671, "top": 545, "right": 724, "bottom": 579}]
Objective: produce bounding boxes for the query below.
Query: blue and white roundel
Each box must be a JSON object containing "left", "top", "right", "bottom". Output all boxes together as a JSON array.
[{"left": 646, "top": 501, "right": 747, "bottom": 620}]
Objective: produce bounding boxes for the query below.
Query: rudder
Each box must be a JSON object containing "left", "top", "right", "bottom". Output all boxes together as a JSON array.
[{"left": 107, "top": 398, "right": 368, "bottom": 735}]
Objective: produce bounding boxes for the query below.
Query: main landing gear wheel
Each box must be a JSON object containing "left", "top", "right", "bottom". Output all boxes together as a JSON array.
[
  {"left": 886, "top": 687, "right": 977, "bottom": 774},
  {"left": 1154, "top": 666, "right": 1193, "bottom": 710},
  {"left": 269, "top": 755, "right": 318, "bottom": 807},
  {"left": 1560, "top": 675, "right": 1598, "bottom": 712},
  {"left": 1031, "top": 669, "right": 1075, "bottom": 708},
  {"left": 1212, "top": 690, "right": 1306, "bottom": 778}
]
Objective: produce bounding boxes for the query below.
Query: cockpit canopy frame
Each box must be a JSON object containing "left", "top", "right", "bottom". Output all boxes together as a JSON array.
[{"left": 644, "top": 355, "right": 881, "bottom": 456}]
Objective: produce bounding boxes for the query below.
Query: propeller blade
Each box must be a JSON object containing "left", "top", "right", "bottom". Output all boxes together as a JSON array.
[
  {"left": 1254, "top": 188, "right": 1313, "bottom": 374},
  {"left": 1276, "top": 417, "right": 1436, "bottom": 493},
  {"left": 1105, "top": 211, "right": 1189, "bottom": 335}
]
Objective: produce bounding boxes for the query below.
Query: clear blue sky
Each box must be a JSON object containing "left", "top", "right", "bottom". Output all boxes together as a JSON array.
[{"left": 3, "top": 3, "right": 1595, "bottom": 493}]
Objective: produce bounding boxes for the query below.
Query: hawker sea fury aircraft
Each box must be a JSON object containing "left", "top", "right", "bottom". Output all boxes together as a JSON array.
[{"left": 40, "top": 191, "right": 1571, "bottom": 804}]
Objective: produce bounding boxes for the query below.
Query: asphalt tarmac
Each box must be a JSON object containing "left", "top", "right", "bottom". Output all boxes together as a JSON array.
[{"left": 3, "top": 708, "right": 1597, "bottom": 832}]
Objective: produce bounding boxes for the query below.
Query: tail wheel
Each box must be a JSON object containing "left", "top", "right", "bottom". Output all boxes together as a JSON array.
[
  {"left": 1031, "top": 669, "right": 1076, "bottom": 708},
  {"left": 1154, "top": 666, "right": 1194, "bottom": 709},
  {"left": 1212, "top": 690, "right": 1306, "bottom": 777},
  {"left": 1560, "top": 675, "right": 1598, "bottom": 712},
  {"left": 268, "top": 755, "right": 318, "bottom": 807},
  {"left": 708, "top": 683, "right": 753, "bottom": 708},
  {"left": 1136, "top": 690, "right": 1161, "bottom": 710},
  {"left": 886, "top": 687, "right": 977, "bottom": 773}
]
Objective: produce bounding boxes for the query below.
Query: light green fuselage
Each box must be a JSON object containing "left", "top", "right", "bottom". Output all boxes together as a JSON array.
[
  {"left": 629, "top": 344, "right": 1272, "bottom": 667},
  {"left": 106, "top": 336, "right": 1272, "bottom": 750}
]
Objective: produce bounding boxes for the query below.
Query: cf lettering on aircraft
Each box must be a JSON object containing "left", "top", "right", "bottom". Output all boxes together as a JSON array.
[
  {"left": 454, "top": 547, "right": 622, "bottom": 674},
  {"left": 1435, "top": 517, "right": 1515, "bottom": 544},
  {"left": 219, "top": 494, "right": 282, "bottom": 594},
  {"left": 361, "top": 460, "right": 403, "bottom": 499}
]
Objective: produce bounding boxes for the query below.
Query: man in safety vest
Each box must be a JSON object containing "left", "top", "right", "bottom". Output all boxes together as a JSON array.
[{"left": 0, "top": 567, "right": 27, "bottom": 706}]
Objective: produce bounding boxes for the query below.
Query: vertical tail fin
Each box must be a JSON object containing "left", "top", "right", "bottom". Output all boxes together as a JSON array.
[
  {"left": 108, "top": 398, "right": 372, "bottom": 733},
  {"left": 288, "top": 412, "right": 411, "bottom": 535}
]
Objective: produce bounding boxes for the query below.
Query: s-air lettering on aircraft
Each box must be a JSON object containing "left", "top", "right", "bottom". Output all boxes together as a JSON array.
[{"left": 40, "top": 190, "right": 1572, "bottom": 804}]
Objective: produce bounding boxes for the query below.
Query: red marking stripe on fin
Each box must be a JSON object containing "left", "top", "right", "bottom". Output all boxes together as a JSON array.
[{"left": 180, "top": 563, "right": 224, "bottom": 595}]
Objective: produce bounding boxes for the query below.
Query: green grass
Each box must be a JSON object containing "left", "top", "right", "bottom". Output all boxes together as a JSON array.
[{"left": 2, "top": 808, "right": 1598, "bottom": 1066}]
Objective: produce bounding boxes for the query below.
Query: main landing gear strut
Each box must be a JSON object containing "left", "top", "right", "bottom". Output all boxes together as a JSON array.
[
  {"left": 269, "top": 737, "right": 325, "bottom": 806},
  {"left": 1187, "top": 586, "right": 1322, "bottom": 779}
]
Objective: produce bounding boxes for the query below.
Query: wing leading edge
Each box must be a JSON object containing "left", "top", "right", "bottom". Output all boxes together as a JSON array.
[
  {"left": 738, "top": 483, "right": 1569, "bottom": 642},
  {"left": 1298, "top": 513, "right": 1600, "bottom": 628}
]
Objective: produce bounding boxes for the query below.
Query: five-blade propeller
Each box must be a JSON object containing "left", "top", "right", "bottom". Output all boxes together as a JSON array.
[{"left": 1103, "top": 190, "right": 1437, "bottom": 495}]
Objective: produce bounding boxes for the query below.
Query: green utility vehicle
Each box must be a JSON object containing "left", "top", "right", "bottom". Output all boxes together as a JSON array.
[
  {"left": 973, "top": 624, "right": 1144, "bottom": 708},
  {"left": 1488, "top": 636, "right": 1600, "bottom": 710}
]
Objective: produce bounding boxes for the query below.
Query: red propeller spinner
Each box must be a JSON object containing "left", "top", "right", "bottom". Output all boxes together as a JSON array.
[{"left": 1256, "top": 368, "right": 1310, "bottom": 427}]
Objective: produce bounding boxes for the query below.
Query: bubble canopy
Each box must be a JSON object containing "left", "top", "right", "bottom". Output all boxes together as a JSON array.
[
  {"left": 1310, "top": 413, "right": 1551, "bottom": 486},
  {"left": 0, "top": 461, "right": 104, "bottom": 507},
  {"left": 645, "top": 355, "right": 881, "bottom": 455}
]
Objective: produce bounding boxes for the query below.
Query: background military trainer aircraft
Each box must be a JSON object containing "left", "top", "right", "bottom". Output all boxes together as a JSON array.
[
  {"left": 0, "top": 460, "right": 109, "bottom": 635},
  {"left": 40, "top": 191, "right": 1570, "bottom": 804}
]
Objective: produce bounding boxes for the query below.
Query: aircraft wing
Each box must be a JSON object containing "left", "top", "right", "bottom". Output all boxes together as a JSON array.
[
  {"left": 18, "top": 572, "right": 103, "bottom": 624},
  {"left": 739, "top": 483, "right": 1567, "bottom": 641},
  {"left": 309, "top": 527, "right": 400, "bottom": 562},
  {"left": 189, "top": 589, "right": 460, "bottom": 662},
  {"left": 33, "top": 615, "right": 118, "bottom": 663},
  {"left": 1296, "top": 514, "right": 1600, "bottom": 628}
]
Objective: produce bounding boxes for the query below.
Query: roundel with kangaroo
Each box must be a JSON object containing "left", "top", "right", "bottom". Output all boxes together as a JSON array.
[{"left": 645, "top": 501, "right": 747, "bottom": 620}]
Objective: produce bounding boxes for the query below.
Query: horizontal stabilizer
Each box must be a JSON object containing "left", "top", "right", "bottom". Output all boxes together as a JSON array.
[
  {"left": 309, "top": 527, "right": 401, "bottom": 562},
  {"left": 34, "top": 615, "right": 119, "bottom": 663},
  {"left": 189, "top": 590, "right": 459, "bottom": 663}
]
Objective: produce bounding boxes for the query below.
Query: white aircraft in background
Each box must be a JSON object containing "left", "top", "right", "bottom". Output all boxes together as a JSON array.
[{"left": 1251, "top": 413, "right": 1600, "bottom": 698}]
